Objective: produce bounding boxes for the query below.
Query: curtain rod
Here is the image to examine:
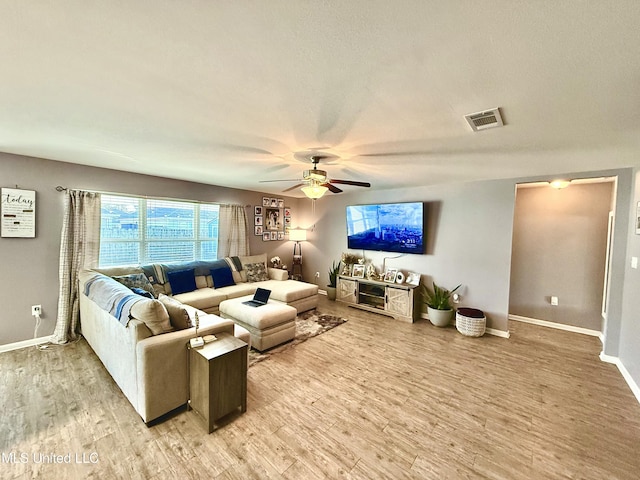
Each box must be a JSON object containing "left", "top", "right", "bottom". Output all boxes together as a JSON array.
[{"left": 55, "top": 186, "right": 251, "bottom": 207}]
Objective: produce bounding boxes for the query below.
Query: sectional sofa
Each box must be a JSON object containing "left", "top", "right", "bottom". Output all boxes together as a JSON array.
[{"left": 78, "top": 253, "right": 318, "bottom": 423}]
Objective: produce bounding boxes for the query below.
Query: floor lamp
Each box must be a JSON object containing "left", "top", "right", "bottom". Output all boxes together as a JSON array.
[{"left": 289, "top": 229, "right": 307, "bottom": 280}]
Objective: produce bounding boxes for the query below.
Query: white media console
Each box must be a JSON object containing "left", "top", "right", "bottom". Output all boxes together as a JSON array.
[{"left": 336, "top": 275, "right": 419, "bottom": 323}]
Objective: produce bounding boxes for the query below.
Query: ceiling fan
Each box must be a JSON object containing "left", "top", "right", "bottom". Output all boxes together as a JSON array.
[{"left": 259, "top": 154, "right": 371, "bottom": 199}]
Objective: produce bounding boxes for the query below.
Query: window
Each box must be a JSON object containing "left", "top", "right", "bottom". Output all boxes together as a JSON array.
[{"left": 99, "top": 195, "right": 219, "bottom": 267}]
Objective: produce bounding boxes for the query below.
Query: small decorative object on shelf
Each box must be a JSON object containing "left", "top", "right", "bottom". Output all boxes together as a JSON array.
[
  {"left": 190, "top": 311, "right": 205, "bottom": 348},
  {"left": 395, "top": 271, "right": 405, "bottom": 284},
  {"left": 352, "top": 264, "right": 365, "bottom": 278},
  {"left": 383, "top": 268, "right": 398, "bottom": 283}
]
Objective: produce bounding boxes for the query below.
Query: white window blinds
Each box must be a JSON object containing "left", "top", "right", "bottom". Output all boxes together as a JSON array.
[{"left": 99, "top": 195, "right": 220, "bottom": 267}]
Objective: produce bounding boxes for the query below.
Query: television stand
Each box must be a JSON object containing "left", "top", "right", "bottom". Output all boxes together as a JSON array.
[{"left": 336, "top": 275, "right": 419, "bottom": 323}]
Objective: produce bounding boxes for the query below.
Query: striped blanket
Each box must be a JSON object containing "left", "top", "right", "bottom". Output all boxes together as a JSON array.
[{"left": 83, "top": 275, "right": 141, "bottom": 326}]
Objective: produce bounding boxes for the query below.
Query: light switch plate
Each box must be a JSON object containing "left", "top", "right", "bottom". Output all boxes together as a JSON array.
[{"left": 632, "top": 257, "right": 638, "bottom": 269}]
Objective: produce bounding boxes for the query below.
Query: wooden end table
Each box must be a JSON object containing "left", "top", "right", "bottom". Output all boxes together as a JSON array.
[{"left": 188, "top": 332, "right": 248, "bottom": 433}]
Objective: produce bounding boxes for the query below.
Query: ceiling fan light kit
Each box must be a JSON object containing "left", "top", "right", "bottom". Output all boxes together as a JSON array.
[{"left": 301, "top": 182, "right": 329, "bottom": 199}]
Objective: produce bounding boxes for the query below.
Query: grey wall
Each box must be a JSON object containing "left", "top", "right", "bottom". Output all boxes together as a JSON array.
[
  {"left": 618, "top": 168, "right": 640, "bottom": 386},
  {"left": 509, "top": 182, "right": 614, "bottom": 330},
  {"left": 0, "top": 152, "right": 300, "bottom": 345},
  {"left": 297, "top": 179, "right": 518, "bottom": 332}
]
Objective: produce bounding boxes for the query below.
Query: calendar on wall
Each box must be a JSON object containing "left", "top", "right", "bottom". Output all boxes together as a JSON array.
[{"left": 1, "top": 188, "right": 36, "bottom": 238}]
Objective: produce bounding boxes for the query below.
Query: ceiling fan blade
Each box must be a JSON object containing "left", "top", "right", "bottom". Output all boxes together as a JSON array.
[
  {"left": 323, "top": 183, "right": 343, "bottom": 194},
  {"left": 282, "top": 183, "right": 305, "bottom": 193},
  {"left": 329, "top": 179, "right": 371, "bottom": 188},
  {"left": 354, "top": 151, "right": 427, "bottom": 158}
]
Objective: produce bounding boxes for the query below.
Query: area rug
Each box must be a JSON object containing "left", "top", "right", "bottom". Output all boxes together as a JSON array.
[{"left": 248, "top": 309, "right": 348, "bottom": 367}]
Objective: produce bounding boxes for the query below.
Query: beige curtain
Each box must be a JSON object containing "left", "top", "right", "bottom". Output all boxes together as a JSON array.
[
  {"left": 218, "top": 204, "right": 250, "bottom": 258},
  {"left": 51, "top": 190, "right": 101, "bottom": 344}
]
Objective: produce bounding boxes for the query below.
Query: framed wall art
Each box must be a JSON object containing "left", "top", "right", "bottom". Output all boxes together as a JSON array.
[{"left": 1, "top": 188, "right": 36, "bottom": 238}]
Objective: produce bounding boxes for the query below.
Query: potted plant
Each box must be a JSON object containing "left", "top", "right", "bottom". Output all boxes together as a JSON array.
[
  {"left": 326, "top": 260, "right": 341, "bottom": 300},
  {"left": 420, "top": 281, "right": 461, "bottom": 327}
]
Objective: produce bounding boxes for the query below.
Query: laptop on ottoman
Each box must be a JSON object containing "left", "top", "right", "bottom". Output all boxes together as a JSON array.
[{"left": 242, "top": 288, "right": 271, "bottom": 307}]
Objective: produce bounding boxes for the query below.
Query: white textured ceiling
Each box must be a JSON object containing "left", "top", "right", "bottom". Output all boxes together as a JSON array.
[{"left": 1, "top": 1, "right": 640, "bottom": 196}]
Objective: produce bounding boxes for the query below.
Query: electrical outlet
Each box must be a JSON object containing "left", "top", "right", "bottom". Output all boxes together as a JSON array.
[
  {"left": 31, "top": 305, "right": 42, "bottom": 316},
  {"left": 551, "top": 296, "right": 558, "bottom": 306}
]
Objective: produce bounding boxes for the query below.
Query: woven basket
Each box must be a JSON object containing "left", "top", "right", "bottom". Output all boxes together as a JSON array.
[{"left": 456, "top": 308, "right": 486, "bottom": 337}]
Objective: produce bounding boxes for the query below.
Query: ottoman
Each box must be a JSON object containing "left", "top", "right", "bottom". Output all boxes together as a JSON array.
[{"left": 219, "top": 296, "right": 297, "bottom": 351}]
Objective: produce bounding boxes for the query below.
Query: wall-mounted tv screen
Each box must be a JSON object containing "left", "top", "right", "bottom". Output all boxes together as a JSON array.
[{"left": 346, "top": 202, "right": 424, "bottom": 254}]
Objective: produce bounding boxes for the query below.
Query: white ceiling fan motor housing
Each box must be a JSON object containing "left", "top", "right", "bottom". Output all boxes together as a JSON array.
[{"left": 304, "top": 169, "right": 327, "bottom": 182}]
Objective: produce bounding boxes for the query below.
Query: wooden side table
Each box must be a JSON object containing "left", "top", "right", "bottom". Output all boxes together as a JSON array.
[{"left": 188, "top": 332, "right": 248, "bottom": 433}]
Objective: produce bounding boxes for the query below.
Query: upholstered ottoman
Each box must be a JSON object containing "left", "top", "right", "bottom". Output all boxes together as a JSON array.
[{"left": 219, "top": 296, "right": 297, "bottom": 351}]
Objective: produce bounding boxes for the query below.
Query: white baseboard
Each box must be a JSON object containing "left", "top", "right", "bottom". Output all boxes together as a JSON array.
[
  {"left": 486, "top": 328, "right": 510, "bottom": 338},
  {"left": 0, "top": 336, "right": 51, "bottom": 353},
  {"left": 419, "top": 313, "right": 509, "bottom": 338},
  {"left": 599, "top": 352, "right": 640, "bottom": 405},
  {"left": 509, "top": 314, "right": 601, "bottom": 337}
]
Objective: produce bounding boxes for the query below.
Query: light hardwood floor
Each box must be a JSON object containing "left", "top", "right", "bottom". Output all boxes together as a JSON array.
[{"left": 2, "top": 296, "right": 640, "bottom": 479}]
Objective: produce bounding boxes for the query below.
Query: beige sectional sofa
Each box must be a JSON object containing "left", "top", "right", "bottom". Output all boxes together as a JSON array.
[{"left": 78, "top": 253, "right": 318, "bottom": 423}]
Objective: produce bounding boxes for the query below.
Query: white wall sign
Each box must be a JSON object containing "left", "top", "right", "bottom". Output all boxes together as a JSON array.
[{"left": 1, "top": 188, "right": 36, "bottom": 238}]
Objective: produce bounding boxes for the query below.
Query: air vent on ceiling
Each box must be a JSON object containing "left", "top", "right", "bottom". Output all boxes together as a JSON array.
[{"left": 464, "top": 107, "right": 504, "bottom": 131}]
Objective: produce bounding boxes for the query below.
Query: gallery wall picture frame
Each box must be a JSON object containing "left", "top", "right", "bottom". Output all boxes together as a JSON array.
[
  {"left": 262, "top": 197, "right": 270, "bottom": 207},
  {"left": 270, "top": 231, "right": 277, "bottom": 240},
  {"left": 255, "top": 206, "right": 263, "bottom": 216},
  {"left": 284, "top": 208, "right": 291, "bottom": 218},
  {"left": 255, "top": 215, "right": 263, "bottom": 226},
  {"left": 263, "top": 232, "right": 271, "bottom": 241},
  {"left": 255, "top": 225, "right": 263, "bottom": 236},
  {"left": 277, "top": 232, "right": 285, "bottom": 240},
  {"left": 1, "top": 187, "right": 36, "bottom": 238},
  {"left": 265, "top": 207, "right": 281, "bottom": 231}
]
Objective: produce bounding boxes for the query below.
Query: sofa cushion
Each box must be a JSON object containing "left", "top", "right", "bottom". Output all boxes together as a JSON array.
[
  {"left": 211, "top": 266, "right": 235, "bottom": 288},
  {"left": 112, "top": 273, "right": 156, "bottom": 298},
  {"left": 245, "top": 262, "right": 269, "bottom": 282},
  {"left": 167, "top": 269, "right": 197, "bottom": 295},
  {"left": 130, "top": 298, "right": 173, "bottom": 335},
  {"left": 257, "top": 279, "right": 319, "bottom": 303},
  {"left": 172, "top": 287, "right": 229, "bottom": 312},
  {"left": 158, "top": 294, "right": 193, "bottom": 330}
]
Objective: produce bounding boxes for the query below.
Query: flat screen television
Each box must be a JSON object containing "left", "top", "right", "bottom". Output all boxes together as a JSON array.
[{"left": 346, "top": 202, "right": 424, "bottom": 254}]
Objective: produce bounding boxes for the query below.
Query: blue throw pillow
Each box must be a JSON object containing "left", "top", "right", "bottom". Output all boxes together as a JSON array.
[
  {"left": 167, "top": 268, "right": 197, "bottom": 295},
  {"left": 210, "top": 267, "right": 235, "bottom": 288},
  {"left": 131, "top": 287, "right": 154, "bottom": 299}
]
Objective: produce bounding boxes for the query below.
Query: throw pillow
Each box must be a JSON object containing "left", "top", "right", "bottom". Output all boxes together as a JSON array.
[
  {"left": 131, "top": 287, "right": 154, "bottom": 299},
  {"left": 130, "top": 299, "right": 173, "bottom": 335},
  {"left": 210, "top": 266, "right": 235, "bottom": 288},
  {"left": 112, "top": 273, "right": 156, "bottom": 298},
  {"left": 166, "top": 268, "right": 197, "bottom": 295},
  {"left": 244, "top": 262, "right": 269, "bottom": 282},
  {"left": 158, "top": 294, "right": 193, "bottom": 330}
]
